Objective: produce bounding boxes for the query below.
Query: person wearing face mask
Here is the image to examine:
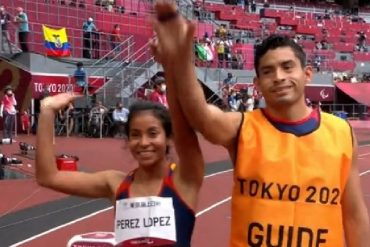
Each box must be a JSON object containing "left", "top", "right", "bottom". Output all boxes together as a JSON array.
[
  {"left": 82, "top": 17, "right": 98, "bottom": 58},
  {"left": 14, "top": 7, "right": 29, "bottom": 52},
  {"left": 0, "top": 5, "right": 12, "bottom": 54},
  {"left": 1, "top": 86, "right": 17, "bottom": 140},
  {"left": 149, "top": 76, "right": 168, "bottom": 108}
]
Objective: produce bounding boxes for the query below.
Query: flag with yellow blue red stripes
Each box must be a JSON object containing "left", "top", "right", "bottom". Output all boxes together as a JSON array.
[{"left": 42, "top": 25, "right": 71, "bottom": 57}]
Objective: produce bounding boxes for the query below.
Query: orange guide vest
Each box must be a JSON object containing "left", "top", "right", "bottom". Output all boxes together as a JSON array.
[{"left": 231, "top": 110, "right": 353, "bottom": 247}]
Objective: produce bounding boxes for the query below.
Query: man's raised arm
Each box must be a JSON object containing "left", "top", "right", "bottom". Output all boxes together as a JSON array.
[{"left": 153, "top": 0, "right": 241, "bottom": 148}]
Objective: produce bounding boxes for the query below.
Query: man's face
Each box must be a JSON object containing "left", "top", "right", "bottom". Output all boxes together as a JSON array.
[{"left": 254, "top": 47, "right": 312, "bottom": 107}]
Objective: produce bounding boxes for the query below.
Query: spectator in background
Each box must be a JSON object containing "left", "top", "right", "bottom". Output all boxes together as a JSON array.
[
  {"left": 0, "top": 6, "right": 12, "bottom": 54},
  {"left": 246, "top": 94, "right": 255, "bottom": 112},
  {"left": 69, "top": 0, "right": 78, "bottom": 7},
  {"left": 0, "top": 85, "right": 17, "bottom": 140},
  {"left": 228, "top": 90, "right": 238, "bottom": 111},
  {"left": 254, "top": 91, "right": 266, "bottom": 109},
  {"left": 82, "top": 17, "right": 98, "bottom": 58},
  {"left": 58, "top": 102, "right": 74, "bottom": 136},
  {"left": 321, "top": 40, "right": 329, "bottom": 50},
  {"left": 111, "top": 102, "right": 129, "bottom": 137},
  {"left": 215, "top": 24, "right": 227, "bottom": 39},
  {"left": 313, "top": 55, "right": 321, "bottom": 72},
  {"left": 110, "top": 24, "right": 121, "bottom": 57},
  {"left": 244, "top": 0, "right": 249, "bottom": 12},
  {"left": 224, "top": 41, "right": 232, "bottom": 68},
  {"left": 236, "top": 50, "right": 244, "bottom": 69},
  {"left": 21, "top": 110, "right": 31, "bottom": 135},
  {"left": 216, "top": 38, "right": 225, "bottom": 68},
  {"left": 14, "top": 7, "right": 29, "bottom": 52},
  {"left": 78, "top": 0, "right": 86, "bottom": 8},
  {"left": 223, "top": 72, "right": 236, "bottom": 85},
  {"left": 231, "top": 54, "right": 239, "bottom": 69},
  {"left": 251, "top": 0, "right": 256, "bottom": 12},
  {"left": 237, "top": 95, "right": 248, "bottom": 112},
  {"left": 73, "top": 62, "right": 88, "bottom": 95},
  {"left": 149, "top": 77, "right": 168, "bottom": 108},
  {"left": 88, "top": 100, "right": 108, "bottom": 137},
  {"left": 106, "top": 0, "right": 115, "bottom": 12},
  {"left": 357, "top": 31, "right": 367, "bottom": 52},
  {"left": 193, "top": 0, "right": 202, "bottom": 19}
]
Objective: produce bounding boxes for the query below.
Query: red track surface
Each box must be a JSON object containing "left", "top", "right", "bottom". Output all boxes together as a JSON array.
[
  {"left": 1, "top": 129, "right": 370, "bottom": 247},
  {"left": 0, "top": 134, "right": 228, "bottom": 215}
]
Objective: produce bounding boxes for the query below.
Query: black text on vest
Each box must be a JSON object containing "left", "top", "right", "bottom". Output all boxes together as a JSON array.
[{"left": 247, "top": 222, "right": 328, "bottom": 247}]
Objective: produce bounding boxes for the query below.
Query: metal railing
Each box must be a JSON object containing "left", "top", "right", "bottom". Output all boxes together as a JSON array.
[
  {"left": 321, "top": 103, "right": 369, "bottom": 119},
  {"left": 84, "top": 35, "right": 136, "bottom": 86},
  {"left": 95, "top": 39, "right": 155, "bottom": 105},
  {"left": 90, "top": 35, "right": 134, "bottom": 67},
  {"left": 0, "top": 0, "right": 199, "bottom": 59},
  {"left": 1, "top": 0, "right": 153, "bottom": 57},
  {"left": 0, "top": 16, "right": 136, "bottom": 59}
]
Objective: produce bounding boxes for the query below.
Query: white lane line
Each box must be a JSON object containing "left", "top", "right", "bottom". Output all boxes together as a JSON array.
[
  {"left": 359, "top": 144, "right": 370, "bottom": 148},
  {"left": 196, "top": 197, "right": 231, "bottom": 217},
  {"left": 204, "top": 169, "right": 233, "bottom": 179},
  {"left": 10, "top": 206, "right": 113, "bottom": 247},
  {"left": 360, "top": 170, "right": 370, "bottom": 177},
  {"left": 13, "top": 165, "right": 370, "bottom": 247},
  {"left": 359, "top": 152, "right": 370, "bottom": 158},
  {"left": 10, "top": 169, "right": 233, "bottom": 246}
]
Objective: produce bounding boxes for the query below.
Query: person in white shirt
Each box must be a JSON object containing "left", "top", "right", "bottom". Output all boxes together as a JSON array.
[
  {"left": 88, "top": 101, "right": 108, "bottom": 137},
  {"left": 111, "top": 102, "right": 129, "bottom": 137},
  {"left": 246, "top": 95, "right": 255, "bottom": 112}
]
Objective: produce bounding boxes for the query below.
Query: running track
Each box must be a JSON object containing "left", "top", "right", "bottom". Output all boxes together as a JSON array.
[{"left": 1, "top": 132, "right": 370, "bottom": 247}]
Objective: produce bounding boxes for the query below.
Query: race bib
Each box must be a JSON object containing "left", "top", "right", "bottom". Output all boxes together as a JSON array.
[{"left": 115, "top": 196, "right": 176, "bottom": 246}]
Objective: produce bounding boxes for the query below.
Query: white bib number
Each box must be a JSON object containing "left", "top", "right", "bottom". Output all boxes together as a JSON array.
[{"left": 115, "top": 196, "right": 176, "bottom": 245}]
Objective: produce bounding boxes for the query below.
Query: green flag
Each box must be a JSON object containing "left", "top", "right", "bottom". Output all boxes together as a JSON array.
[{"left": 195, "top": 44, "right": 207, "bottom": 61}]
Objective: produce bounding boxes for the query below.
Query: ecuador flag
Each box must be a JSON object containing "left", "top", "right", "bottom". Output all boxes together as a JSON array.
[{"left": 42, "top": 25, "right": 71, "bottom": 57}]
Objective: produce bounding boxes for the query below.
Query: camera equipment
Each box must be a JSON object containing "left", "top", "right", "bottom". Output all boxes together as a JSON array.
[
  {"left": 0, "top": 154, "right": 22, "bottom": 165},
  {"left": 19, "top": 142, "right": 36, "bottom": 154},
  {"left": 0, "top": 138, "right": 13, "bottom": 145}
]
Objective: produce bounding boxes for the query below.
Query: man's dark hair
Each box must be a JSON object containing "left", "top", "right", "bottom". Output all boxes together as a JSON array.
[
  {"left": 254, "top": 35, "right": 306, "bottom": 77},
  {"left": 76, "top": 62, "right": 83, "bottom": 68}
]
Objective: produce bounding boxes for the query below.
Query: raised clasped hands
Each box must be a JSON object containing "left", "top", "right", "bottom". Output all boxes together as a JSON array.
[{"left": 151, "top": 0, "right": 196, "bottom": 68}]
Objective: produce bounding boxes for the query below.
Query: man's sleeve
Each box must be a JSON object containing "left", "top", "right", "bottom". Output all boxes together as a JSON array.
[{"left": 112, "top": 110, "right": 117, "bottom": 121}]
